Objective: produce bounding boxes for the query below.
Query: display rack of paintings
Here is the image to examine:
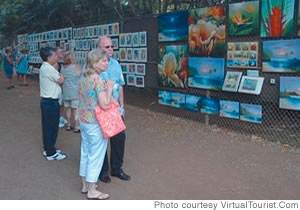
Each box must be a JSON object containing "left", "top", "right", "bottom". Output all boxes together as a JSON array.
[
  {"left": 262, "top": 39, "right": 300, "bottom": 73},
  {"left": 188, "top": 5, "right": 226, "bottom": 57},
  {"left": 238, "top": 76, "right": 264, "bottom": 95},
  {"left": 261, "top": 0, "right": 295, "bottom": 38},
  {"left": 219, "top": 100, "right": 240, "bottom": 119},
  {"left": 222, "top": 71, "right": 242, "bottom": 92},
  {"left": 227, "top": 41, "right": 258, "bottom": 69},
  {"left": 228, "top": 1, "right": 259, "bottom": 36},
  {"left": 240, "top": 103, "right": 262, "bottom": 124},
  {"left": 279, "top": 76, "right": 300, "bottom": 111}
]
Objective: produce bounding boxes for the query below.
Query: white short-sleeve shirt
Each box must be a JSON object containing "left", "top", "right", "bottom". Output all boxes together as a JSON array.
[{"left": 39, "top": 62, "right": 62, "bottom": 99}]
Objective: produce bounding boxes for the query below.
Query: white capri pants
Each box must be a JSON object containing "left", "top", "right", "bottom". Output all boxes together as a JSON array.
[{"left": 79, "top": 121, "right": 108, "bottom": 183}]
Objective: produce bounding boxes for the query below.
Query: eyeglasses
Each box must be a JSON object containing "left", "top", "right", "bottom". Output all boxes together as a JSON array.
[{"left": 105, "top": 45, "right": 113, "bottom": 49}]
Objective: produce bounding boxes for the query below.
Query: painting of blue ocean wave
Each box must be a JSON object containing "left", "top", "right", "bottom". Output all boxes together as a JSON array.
[
  {"left": 220, "top": 100, "right": 239, "bottom": 119},
  {"left": 280, "top": 77, "right": 300, "bottom": 111},
  {"left": 240, "top": 103, "right": 262, "bottom": 124}
]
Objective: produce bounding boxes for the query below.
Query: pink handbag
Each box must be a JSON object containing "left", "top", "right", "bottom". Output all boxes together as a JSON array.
[{"left": 95, "top": 100, "right": 126, "bottom": 138}]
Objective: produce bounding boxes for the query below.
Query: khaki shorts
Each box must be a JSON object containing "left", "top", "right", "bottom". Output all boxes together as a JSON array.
[{"left": 64, "top": 99, "right": 79, "bottom": 108}]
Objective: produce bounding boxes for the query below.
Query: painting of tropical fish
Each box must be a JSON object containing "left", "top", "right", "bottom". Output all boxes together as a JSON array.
[
  {"left": 229, "top": 1, "right": 259, "bottom": 36},
  {"left": 261, "top": 0, "right": 295, "bottom": 37}
]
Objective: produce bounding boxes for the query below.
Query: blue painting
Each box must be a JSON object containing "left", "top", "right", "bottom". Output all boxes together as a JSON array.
[
  {"left": 158, "top": 11, "right": 188, "bottom": 42},
  {"left": 158, "top": 90, "right": 172, "bottom": 106},
  {"left": 220, "top": 100, "right": 239, "bottom": 119},
  {"left": 188, "top": 57, "right": 225, "bottom": 90},
  {"left": 240, "top": 103, "right": 262, "bottom": 124},
  {"left": 280, "top": 77, "right": 300, "bottom": 111},
  {"left": 185, "top": 94, "right": 202, "bottom": 112},
  {"left": 200, "top": 97, "right": 219, "bottom": 115},
  {"left": 262, "top": 39, "right": 300, "bottom": 73},
  {"left": 158, "top": 90, "right": 185, "bottom": 108}
]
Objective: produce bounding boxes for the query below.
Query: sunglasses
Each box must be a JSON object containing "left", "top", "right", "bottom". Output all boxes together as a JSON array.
[{"left": 105, "top": 45, "right": 113, "bottom": 49}]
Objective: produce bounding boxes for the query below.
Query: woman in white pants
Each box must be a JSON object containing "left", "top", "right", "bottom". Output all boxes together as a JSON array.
[{"left": 78, "top": 49, "right": 114, "bottom": 200}]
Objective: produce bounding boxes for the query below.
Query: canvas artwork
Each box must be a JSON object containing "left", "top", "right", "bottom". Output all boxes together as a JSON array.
[
  {"left": 227, "top": 42, "right": 258, "bottom": 68},
  {"left": 158, "top": 91, "right": 185, "bottom": 108},
  {"left": 128, "top": 63, "right": 136, "bottom": 74},
  {"left": 240, "top": 103, "right": 262, "bottom": 124},
  {"left": 158, "top": 90, "right": 172, "bottom": 106},
  {"left": 113, "top": 51, "right": 120, "bottom": 61},
  {"left": 108, "top": 25, "right": 113, "bottom": 36},
  {"left": 135, "top": 76, "right": 145, "bottom": 88},
  {"left": 280, "top": 76, "right": 300, "bottom": 111},
  {"left": 126, "top": 75, "right": 136, "bottom": 86},
  {"left": 189, "top": 5, "right": 226, "bottom": 57},
  {"left": 126, "top": 48, "right": 133, "bottom": 61},
  {"left": 158, "top": 44, "right": 188, "bottom": 88},
  {"left": 200, "top": 97, "right": 219, "bottom": 115},
  {"left": 113, "top": 23, "right": 119, "bottom": 35},
  {"left": 126, "top": 34, "right": 132, "bottom": 47},
  {"left": 262, "top": 39, "right": 300, "bottom": 73},
  {"left": 119, "top": 34, "right": 126, "bottom": 47},
  {"left": 139, "top": 31, "right": 147, "bottom": 46},
  {"left": 185, "top": 94, "right": 202, "bottom": 112},
  {"left": 158, "top": 11, "right": 188, "bottom": 42},
  {"left": 261, "top": 0, "right": 295, "bottom": 37},
  {"left": 120, "top": 63, "right": 128, "bottom": 74},
  {"left": 220, "top": 100, "right": 239, "bottom": 119},
  {"left": 119, "top": 48, "right": 127, "bottom": 61},
  {"left": 140, "top": 48, "right": 147, "bottom": 62},
  {"left": 188, "top": 57, "right": 225, "bottom": 90},
  {"left": 222, "top": 71, "right": 242, "bottom": 92},
  {"left": 136, "top": 64, "right": 146, "bottom": 75},
  {"left": 228, "top": 1, "right": 259, "bottom": 36},
  {"left": 132, "top": 33, "right": 140, "bottom": 47},
  {"left": 133, "top": 48, "right": 140, "bottom": 62},
  {"left": 111, "top": 38, "right": 118, "bottom": 49},
  {"left": 238, "top": 76, "right": 264, "bottom": 95}
]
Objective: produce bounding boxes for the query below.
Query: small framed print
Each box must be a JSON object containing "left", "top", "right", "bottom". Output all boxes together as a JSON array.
[
  {"left": 126, "top": 48, "right": 133, "bottom": 61},
  {"left": 111, "top": 38, "right": 119, "bottom": 49},
  {"left": 119, "top": 34, "right": 126, "bottom": 47},
  {"left": 65, "top": 42, "right": 71, "bottom": 52},
  {"left": 139, "top": 31, "right": 147, "bottom": 46},
  {"left": 140, "top": 48, "right": 147, "bottom": 62},
  {"left": 120, "top": 63, "right": 128, "bottom": 74},
  {"left": 132, "top": 32, "right": 140, "bottom": 47},
  {"left": 113, "top": 23, "right": 119, "bottom": 35},
  {"left": 108, "top": 24, "right": 113, "bottom": 36},
  {"left": 128, "top": 63, "right": 136, "bottom": 74},
  {"left": 133, "top": 48, "right": 140, "bottom": 62},
  {"left": 126, "top": 33, "right": 132, "bottom": 47},
  {"left": 119, "top": 48, "right": 127, "bottom": 61},
  {"left": 136, "top": 64, "right": 146, "bottom": 75},
  {"left": 135, "top": 76, "right": 145, "bottom": 88},
  {"left": 98, "top": 26, "right": 103, "bottom": 36},
  {"left": 222, "top": 71, "right": 242, "bottom": 92},
  {"left": 126, "top": 74, "right": 136, "bottom": 86},
  {"left": 103, "top": 25, "right": 108, "bottom": 36},
  {"left": 113, "top": 51, "right": 120, "bottom": 61},
  {"left": 238, "top": 76, "right": 264, "bottom": 95}
]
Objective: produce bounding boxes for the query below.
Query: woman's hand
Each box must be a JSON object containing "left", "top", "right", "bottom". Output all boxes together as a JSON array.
[{"left": 106, "top": 80, "right": 114, "bottom": 90}]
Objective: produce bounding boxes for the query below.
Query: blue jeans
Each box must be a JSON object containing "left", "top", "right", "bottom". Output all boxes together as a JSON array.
[{"left": 40, "top": 98, "right": 60, "bottom": 156}]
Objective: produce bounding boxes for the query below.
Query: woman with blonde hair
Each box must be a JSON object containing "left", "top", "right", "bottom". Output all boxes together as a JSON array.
[
  {"left": 61, "top": 52, "right": 82, "bottom": 133},
  {"left": 78, "top": 49, "right": 114, "bottom": 200}
]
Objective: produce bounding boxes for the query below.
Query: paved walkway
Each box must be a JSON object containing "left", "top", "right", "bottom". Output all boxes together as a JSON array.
[{"left": 0, "top": 73, "right": 300, "bottom": 200}]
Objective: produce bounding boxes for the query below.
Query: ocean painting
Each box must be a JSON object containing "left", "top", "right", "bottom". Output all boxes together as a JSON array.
[
  {"left": 158, "top": 90, "right": 172, "bottom": 106},
  {"left": 158, "top": 45, "right": 188, "bottom": 88},
  {"left": 220, "top": 100, "right": 239, "bottom": 119},
  {"left": 240, "top": 103, "right": 262, "bottom": 124},
  {"left": 188, "top": 5, "right": 226, "bottom": 57},
  {"left": 200, "top": 97, "right": 219, "bottom": 115},
  {"left": 261, "top": 0, "right": 295, "bottom": 37},
  {"left": 158, "top": 11, "right": 188, "bottom": 42},
  {"left": 279, "top": 77, "right": 300, "bottom": 111},
  {"left": 158, "top": 90, "right": 185, "bottom": 108},
  {"left": 185, "top": 94, "right": 202, "bottom": 112},
  {"left": 188, "top": 57, "right": 225, "bottom": 90},
  {"left": 262, "top": 39, "right": 300, "bottom": 73},
  {"left": 229, "top": 1, "right": 259, "bottom": 36}
]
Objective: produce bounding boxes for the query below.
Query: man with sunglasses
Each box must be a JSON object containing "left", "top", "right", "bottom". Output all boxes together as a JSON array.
[{"left": 97, "top": 36, "right": 130, "bottom": 183}]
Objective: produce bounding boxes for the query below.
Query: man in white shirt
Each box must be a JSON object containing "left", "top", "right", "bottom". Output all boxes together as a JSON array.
[{"left": 39, "top": 47, "right": 67, "bottom": 160}]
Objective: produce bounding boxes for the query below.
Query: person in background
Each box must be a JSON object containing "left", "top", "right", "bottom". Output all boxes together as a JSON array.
[
  {"left": 16, "top": 48, "right": 29, "bottom": 86},
  {"left": 61, "top": 52, "right": 82, "bottom": 133},
  {"left": 53, "top": 47, "right": 67, "bottom": 128},
  {"left": 3, "top": 47, "right": 15, "bottom": 89},
  {"left": 97, "top": 36, "right": 131, "bottom": 183},
  {"left": 39, "top": 47, "right": 67, "bottom": 160},
  {"left": 78, "top": 49, "right": 114, "bottom": 199}
]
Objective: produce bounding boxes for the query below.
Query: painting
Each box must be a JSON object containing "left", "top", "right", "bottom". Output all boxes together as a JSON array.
[
  {"left": 136, "top": 64, "right": 146, "bottom": 75},
  {"left": 120, "top": 63, "right": 128, "bottom": 74},
  {"left": 158, "top": 44, "right": 188, "bottom": 88},
  {"left": 126, "top": 33, "right": 132, "bottom": 47},
  {"left": 132, "top": 33, "right": 140, "bottom": 47},
  {"left": 240, "top": 103, "right": 262, "bottom": 124},
  {"left": 185, "top": 94, "right": 202, "bottom": 112},
  {"left": 119, "top": 48, "right": 126, "bottom": 61},
  {"left": 113, "top": 23, "right": 119, "bottom": 35},
  {"left": 140, "top": 48, "right": 147, "bottom": 62},
  {"left": 238, "top": 76, "right": 264, "bottom": 95},
  {"left": 188, "top": 57, "right": 225, "bottom": 90},
  {"left": 135, "top": 76, "right": 145, "bottom": 88},
  {"left": 119, "top": 34, "right": 126, "bottom": 47},
  {"left": 111, "top": 38, "right": 118, "bottom": 49},
  {"left": 261, "top": 0, "right": 295, "bottom": 37},
  {"left": 139, "top": 31, "right": 147, "bottom": 46},
  {"left": 220, "top": 100, "right": 240, "bottom": 119},
  {"left": 229, "top": 1, "right": 259, "bottom": 36},
  {"left": 227, "top": 42, "right": 258, "bottom": 69},
  {"left": 128, "top": 63, "right": 136, "bottom": 74},
  {"left": 188, "top": 5, "right": 226, "bottom": 57},
  {"left": 200, "top": 97, "right": 219, "bottom": 115},
  {"left": 222, "top": 71, "right": 242, "bottom": 92},
  {"left": 262, "top": 39, "right": 300, "bottom": 73},
  {"left": 158, "top": 11, "right": 188, "bottom": 42},
  {"left": 133, "top": 48, "right": 140, "bottom": 62},
  {"left": 126, "top": 75, "right": 135, "bottom": 86},
  {"left": 280, "top": 76, "right": 300, "bottom": 111},
  {"left": 126, "top": 48, "right": 133, "bottom": 61},
  {"left": 158, "top": 90, "right": 172, "bottom": 106},
  {"left": 158, "top": 90, "right": 185, "bottom": 108}
]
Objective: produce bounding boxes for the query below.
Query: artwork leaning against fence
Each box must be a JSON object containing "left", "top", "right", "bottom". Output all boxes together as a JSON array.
[
  {"left": 200, "top": 97, "right": 220, "bottom": 115},
  {"left": 229, "top": 0, "right": 259, "bottom": 36},
  {"left": 219, "top": 100, "right": 240, "bottom": 119},
  {"left": 280, "top": 76, "right": 300, "bottom": 111},
  {"left": 261, "top": 0, "right": 295, "bottom": 37},
  {"left": 188, "top": 5, "right": 226, "bottom": 57},
  {"left": 240, "top": 103, "right": 263, "bottom": 124},
  {"left": 158, "top": 44, "right": 188, "bottom": 88},
  {"left": 185, "top": 94, "right": 202, "bottom": 112}
]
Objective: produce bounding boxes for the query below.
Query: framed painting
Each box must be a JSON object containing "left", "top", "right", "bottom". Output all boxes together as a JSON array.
[
  {"left": 200, "top": 97, "right": 219, "bottom": 115},
  {"left": 132, "top": 32, "right": 140, "bottom": 47},
  {"left": 261, "top": 0, "right": 295, "bottom": 37},
  {"left": 126, "top": 74, "right": 136, "bottom": 86},
  {"left": 280, "top": 76, "right": 300, "bottom": 111},
  {"left": 240, "top": 103, "right": 262, "bottom": 124},
  {"left": 222, "top": 71, "right": 242, "bottom": 92},
  {"left": 135, "top": 76, "right": 145, "bottom": 88},
  {"left": 220, "top": 100, "right": 240, "bottom": 119},
  {"left": 262, "top": 39, "right": 300, "bottom": 73},
  {"left": 119, "top": 34, "right": 126, "bottom": 47},
  {"left": 188, "top": 57, "right": 225, "bottom": 90},
  {"left": 185, "top": 94, "right": 202, "bottom": 112},
  {"left": 136, "top": 64, "right": 146, "bottom": 75},
  {"left": 139, "top": 31, "right": 147, "bottom": 46},
  {"left": 158, "top": 90, "right": 172, "bottom": 106},
  {"left": 238, "top": 76, "right": 264, "bottom": 95},
  {"left": 140, "top": 48, "right": 147, "bottom": 62},
  {"left": 120, "top": 63, "right": 128, "bottom": 74}
]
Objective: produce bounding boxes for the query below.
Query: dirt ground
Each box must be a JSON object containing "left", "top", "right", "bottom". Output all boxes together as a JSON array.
[{"left": 0, "top": 72, "right": 300, "bottom": 200}]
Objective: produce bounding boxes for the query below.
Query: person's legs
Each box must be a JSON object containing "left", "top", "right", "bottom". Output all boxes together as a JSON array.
[
  {"left": 65, "top": 106, "right": 72, "bottom": 128},
  {"left": 110, "top": 131, "right": 125, "bottom": 173}
]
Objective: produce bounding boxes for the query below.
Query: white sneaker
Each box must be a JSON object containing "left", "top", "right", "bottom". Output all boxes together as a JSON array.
[
  {"left": 42, "top": 149, "right": 62, "bottom": 157},
  {"left": 59, "top": 118, "right": 65, "bottom": 128},
  {"left": 46, "top": 152, "right": 67, "bottom": 160}
]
